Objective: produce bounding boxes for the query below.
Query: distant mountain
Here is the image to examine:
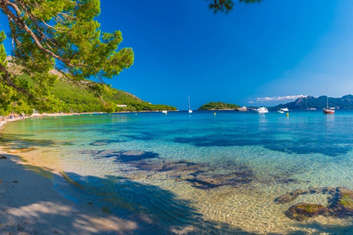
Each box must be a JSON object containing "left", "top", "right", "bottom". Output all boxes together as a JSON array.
[{"left": 269, "top": 95, "right": 353, "bottom": 111}]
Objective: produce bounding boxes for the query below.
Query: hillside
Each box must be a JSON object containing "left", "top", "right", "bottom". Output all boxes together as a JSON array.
[
  {"left": 1, "top": 62, "right": 176, "bottom": 115},
  {"left": 51, "top": 78, "right": 176, "bottom": 113},
  {"left": 270, "top": 95, "right": 353, "bottom": 111},
  {"left": 199, "top": 102, "right": 240, "bottom": 110}
]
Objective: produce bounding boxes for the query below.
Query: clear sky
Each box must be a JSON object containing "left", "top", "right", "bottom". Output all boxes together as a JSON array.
[{"left": 1, "top": 0, "right": 353, "bottom": 109}]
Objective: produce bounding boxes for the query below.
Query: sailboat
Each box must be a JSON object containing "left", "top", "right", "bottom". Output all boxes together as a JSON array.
[
  {"left": 188, "top": 96, "right": 193, "bottom": 114},
  {"left": 323, "top": 96, "right": 335, "bottom": 114}
]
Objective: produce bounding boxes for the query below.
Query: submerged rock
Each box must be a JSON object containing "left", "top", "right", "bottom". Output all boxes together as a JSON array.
[
  {"left": 275, "top": 187, "right": 336, "bottom": 204},
  {"left": 80, "top": 149, "right": 159, "bottom": 162},
  {"left": 330, "top": 187, "right": 353, "bottom": 217},
  {"left": 186, "top": 171, "right": 253, "bottom": 190},
  {"left": 89, "top": 139, "right": 127, "bottom": 146},
  {"left": 274, "top": 189, "right": 308, "bottom": 204},
  {"left": 131, "top": 159, "right": 255, "bottom": 190},
  {"left": 278, "top": 187, "right": 353, "bottom": 221},
  {"left": 81, "top": 149, "right": 256, "bottom": 190},
  {"left": 286, "top": 203, "right": 329, "bottom": 221}
]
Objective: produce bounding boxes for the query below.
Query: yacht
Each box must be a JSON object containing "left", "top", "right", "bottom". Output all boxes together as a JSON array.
[
  {"left": 323, "top": 96, "right": 335, "bottom": 114},
  {"left": 256, "top": 107, "right": 269, "bottom": 114},
  {"left": 162, "top": 110, "right": 168, "bottom": 115},
  {"left": 278, "top": 107, "right": 289, "bottom": 114},
  {"left": 237, "top": 106, "right": 248, "bottom": 112}
]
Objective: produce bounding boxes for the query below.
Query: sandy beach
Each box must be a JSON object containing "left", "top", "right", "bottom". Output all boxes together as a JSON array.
[
  {"left": 0, "top": 152, "right": 142, "bottom": 235},
  {"left": 0, "top": 114, "right": 141, "bottom": 235}
]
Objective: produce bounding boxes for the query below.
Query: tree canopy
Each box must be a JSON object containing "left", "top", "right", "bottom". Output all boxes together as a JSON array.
[
  {"left": 0, "top": 0, "right": 135, "bottom": 114},
  {"left": 209, "top": 0, "right": 260, "bottom": 12},
  {"left": 0, "top": 0, "right": 134, "bottom": 80}
]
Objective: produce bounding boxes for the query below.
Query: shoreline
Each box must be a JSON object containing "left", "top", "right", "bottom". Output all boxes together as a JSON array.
[
  {"left": 0, "top": 110, "right": 180, "bottom": 130},
  {"left": 0, "top": 115, "right": 143, "bottom": 234}
]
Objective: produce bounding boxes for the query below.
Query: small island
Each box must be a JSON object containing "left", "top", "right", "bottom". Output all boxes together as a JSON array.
[{"left": 199, "top": 102, "right": 246, "bottom": 111}]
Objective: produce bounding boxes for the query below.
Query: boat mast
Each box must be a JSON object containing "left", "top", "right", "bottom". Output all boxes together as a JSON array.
[
  {"left": 326, "top": 96, "right": 328, "bottom": 109},
  {"left": 188, "top": 96, "right": 191, "bottom": 110}
]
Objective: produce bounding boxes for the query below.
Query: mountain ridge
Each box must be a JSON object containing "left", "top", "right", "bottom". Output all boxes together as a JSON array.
[{"left": 269, "top": 95, "right": 353, "bottom": 111}]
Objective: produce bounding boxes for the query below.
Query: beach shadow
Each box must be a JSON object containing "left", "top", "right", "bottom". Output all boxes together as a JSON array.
[
  {"left": 0, "top": 154, "right": 259, "bottom": 234},
  {"left": 60, "top": 171, "right": 262, "bottom": 234}
]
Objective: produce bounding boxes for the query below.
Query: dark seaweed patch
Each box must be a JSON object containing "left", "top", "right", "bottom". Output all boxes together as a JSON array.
[
  {"left": 80, "top": 149, "right": 159, "bottom": 163},
  {"left": 89, "top": 139, "right": 127, "bottom": 146},
  {"left": 128, "top": 159, "right": 255, "bottom": 190},
  {"left": 122, "top": 131, "right": 159, "bottom": 141},
  {"left": 174, "top": 133, "right": 351, "bottom": 157},
  {"left": 186, "top": 171, "right": 253, "bottom": 190}
]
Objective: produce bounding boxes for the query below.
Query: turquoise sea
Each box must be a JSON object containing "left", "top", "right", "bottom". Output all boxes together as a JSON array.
[{"left": 3, "top": 111, "right": 353, "bottom": 234}]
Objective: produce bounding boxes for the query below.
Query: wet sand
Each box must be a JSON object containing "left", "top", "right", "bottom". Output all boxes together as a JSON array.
[{"left": 0, "top": 153, "right": 138, "bottom": 235}]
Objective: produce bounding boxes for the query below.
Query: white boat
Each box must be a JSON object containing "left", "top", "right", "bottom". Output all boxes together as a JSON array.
[
  {"left": 323, "top": 96, "right": 335, "bottom": 114},
  {"left": 162, "top": 110, "right": 168, "bottom": 115},
  {"left": 237, "top": 106, "right": 248, "bottom": 112},
  {"left": 188, "top": 96, "right": 193, "bottom": 114},
  {"left": 256, "top": 107, "right": 269, "bottom": 114},
  {"left": 278, "top": 107, "right": 288, "bottom": 114}
]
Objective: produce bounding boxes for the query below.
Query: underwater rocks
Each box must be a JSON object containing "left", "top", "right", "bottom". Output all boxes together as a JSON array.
[
  {"left": 276, "top": 187, "right": 353, "bottom": 221},
  {"left": 130, "top": 160, "right": 207, "bottom": 174},
  {"left": 330, "top": 187, "right": 353, "bottom": 217},
  {"left": 274, "top": 189, "right": 308, "bottom": 204},
  {"left": 185, "top": 171, "right": 253, "bottom": 190},
  {"left": 80, "top": 148, "right": 301, "bottom": 190},
  {"left": 129, "top": 159, "right": 255, "bottom": 190},
  {"left": 89, "top": 139, "right": 127, "bottom": 146},
  {"left": 81, "top": 149, "right": 299, "bottom": 191},
  {"left": 80, "top": 150, "right": 159, "bottom": 162},
  {"left": 286, "top": 203, "right": 329, "bottom": 221}
]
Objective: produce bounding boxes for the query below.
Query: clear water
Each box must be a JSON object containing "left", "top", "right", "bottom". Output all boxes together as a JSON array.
[{"left": 3, "top": 111, "right": 353, "bottom": 234}]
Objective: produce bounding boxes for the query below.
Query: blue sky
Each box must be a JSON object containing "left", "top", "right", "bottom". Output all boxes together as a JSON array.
[{"left": 1, "top": 0, "right": 353, "bottom": 109}]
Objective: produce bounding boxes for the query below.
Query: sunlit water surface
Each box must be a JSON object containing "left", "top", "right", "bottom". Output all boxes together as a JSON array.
[{"left": 3, "top": 111, "right": 353, "bottom": 234}]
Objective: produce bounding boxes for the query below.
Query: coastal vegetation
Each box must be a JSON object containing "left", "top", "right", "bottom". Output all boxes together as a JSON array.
[
  {"left": 208, "top": 0, "right": 260, "bottom": 12},
  {"left": 0, "top": 0, "right": 174, "bottom": 115},
  {"left": 198, "top": 102, "right": 240, "bottom": 110}
]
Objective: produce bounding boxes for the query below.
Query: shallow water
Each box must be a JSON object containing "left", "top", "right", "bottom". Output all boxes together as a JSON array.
[{"left": 3, "top": 111, "right": 353, "bottom": 234}]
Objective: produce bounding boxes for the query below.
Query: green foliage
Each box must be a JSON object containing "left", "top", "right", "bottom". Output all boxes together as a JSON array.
[
  {"left": 2, "top": 0, "right": 134, "bottom": 80},
  {"left": 199, "top": 102, "right": 240, "bottom": 110},
  {"left": 0, "top": 31, "right": 6, "bottom": 67},
  {"left": 209, "top": 0, "right": 261, "bottom": 12},
  {"left": 0, "top": 1, "right": 137, "bottom": 115},
  {"left": 49, "top": 77, "right": 176, "bottom": 113},
  {"left": 0, "top": 31, "right": 33, "bottom": 115}
]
